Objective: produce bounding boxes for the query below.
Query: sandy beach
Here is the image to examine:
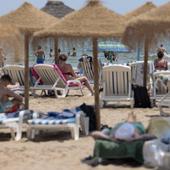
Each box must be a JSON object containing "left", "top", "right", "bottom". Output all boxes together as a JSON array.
[{"left": 0, "top": 89, "right": 160, "bottom": 170}]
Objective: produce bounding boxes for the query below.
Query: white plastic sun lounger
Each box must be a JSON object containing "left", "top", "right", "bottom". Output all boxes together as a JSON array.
[
  {"left": 100, "top": 65, "right": 133, "bottom": 108},
  {"left": 33, "top": 64, "right": 83, "bottom": 97},
  {"left": 0, "top": 110, "right": 32, "bottom": 141}
]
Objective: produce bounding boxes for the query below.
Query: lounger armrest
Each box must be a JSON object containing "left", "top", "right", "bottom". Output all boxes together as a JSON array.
[{"left": 67, "top": 79, "right": 81, "bottom": 84}]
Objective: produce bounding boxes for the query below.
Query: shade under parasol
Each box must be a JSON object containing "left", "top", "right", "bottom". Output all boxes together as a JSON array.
[{"left": 34, "top": 0, "right": 126, "bottom": 130}]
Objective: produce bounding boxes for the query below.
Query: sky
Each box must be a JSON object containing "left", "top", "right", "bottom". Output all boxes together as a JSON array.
[{"left": 0, "top": 0, "right": 169, "bottom": 16}]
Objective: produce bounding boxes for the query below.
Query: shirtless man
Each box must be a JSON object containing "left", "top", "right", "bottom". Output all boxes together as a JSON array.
[
  {"left": 34, "top": 46, "right": 45, "bottom": 64},
  {"left": 0, "top": 75, "right": 23, "bottom": 113}
]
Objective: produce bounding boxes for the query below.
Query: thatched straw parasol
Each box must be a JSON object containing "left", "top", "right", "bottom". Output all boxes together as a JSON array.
[
  {"left": 123, "top": 1, "right": 170, "bottom": 87},
  {"left": 0, "top": 2, "right": 58, "bottom": 33},
  {"left": 42, "top": 0, "right": 74, "bottom": 18},
  {"left": 34, "top": 0, "right": 126, "bottom": 130},
  {"left": 124, "top": 2, "right": 156, "bottom": 19},
  {"left": 0, "top": 2, "right": 59, "bottom": 109},
  {"left": 124, "top": 2, "right": 156, "bottom": 61},
  {"left": 0, "top": 23, "right": 22, "bottom": 62},
  {"left": 34, "top": 0, "right": 125, "bottom": 38}
]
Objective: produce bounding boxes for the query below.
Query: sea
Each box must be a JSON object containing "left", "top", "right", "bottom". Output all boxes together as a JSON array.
[
  {"left": 9, "top": 37, "right": 169, "bottom": 67},
  {"left": 27, "top": 37, "right": 161, "bottom": 68}
]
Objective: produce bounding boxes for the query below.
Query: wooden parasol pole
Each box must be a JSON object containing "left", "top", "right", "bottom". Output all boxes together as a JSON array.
[
  {"left": 143, "top": 37, "right": 149, "bottom": 87},
  {"left": 54, "top": 37, "right": 59, "bottom": 64},
  {"left": 92, "top": 37, "right": 100, "bottom": 130},
  {"left": 24, "top": 33, "right": 30, "bottom": 109}
]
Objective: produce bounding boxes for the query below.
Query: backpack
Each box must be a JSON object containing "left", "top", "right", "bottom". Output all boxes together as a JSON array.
[
  {"left": 78, "top": 103, "right": 97, "bottom": 132},
  {"left": 133, "top": 85, "right": 151, "bottom": 108}
]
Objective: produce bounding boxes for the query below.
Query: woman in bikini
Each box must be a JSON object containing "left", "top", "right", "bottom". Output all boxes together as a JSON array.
[
  {"left": 154, "top": 51, "right": 168, "bottom": 71},
  {"left": 57, "top": 54, "right": 94, "bottom": 96}
]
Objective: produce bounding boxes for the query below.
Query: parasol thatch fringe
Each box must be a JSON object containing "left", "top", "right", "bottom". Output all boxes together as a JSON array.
[{"left": 0, "top": 23, "right": 22, "bottom": 62}]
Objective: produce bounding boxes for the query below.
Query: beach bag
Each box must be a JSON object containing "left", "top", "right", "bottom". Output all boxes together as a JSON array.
[
  {"left": 78, "top": 103, "right": 97, "bottom": 132},
  {"left": 133, "top": 85, "right": 151, "bottom": 108}
]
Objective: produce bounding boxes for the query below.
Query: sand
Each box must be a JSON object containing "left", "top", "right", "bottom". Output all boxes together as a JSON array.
[{"left": 0, "top": 90, "right": 161, "bottom": 170}]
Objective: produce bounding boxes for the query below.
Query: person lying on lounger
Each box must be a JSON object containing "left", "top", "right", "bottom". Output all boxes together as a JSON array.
[
  {"left": 91, "top": 112, "right": 151, "bottom": 142},
  {"left": 0, "top": 74, "right": 23, "bottom": 113},
  {"left": 57, "top": 54, "right": 94, "bottom": 96}
]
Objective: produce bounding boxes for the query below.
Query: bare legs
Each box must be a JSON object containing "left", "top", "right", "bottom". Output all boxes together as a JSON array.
[{"left": 77, "top": 76, "right": 94, "bottom": 95}]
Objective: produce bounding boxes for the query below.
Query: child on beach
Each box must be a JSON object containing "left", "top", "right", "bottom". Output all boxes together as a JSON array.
[{"left": 0, "top": 75, "right": 23, "bottom": 113}]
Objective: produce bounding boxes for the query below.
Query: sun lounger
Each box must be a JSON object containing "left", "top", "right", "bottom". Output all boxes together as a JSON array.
[
  {"left": 100, "top": 65, "right": 133, "bottom": 108},
  {"left": 78, "top": 56, "right": 102, "bottom": 84},
  {"left": 27, "top": 110, "right": 83, "bottom": 140},
  {"left": 0, "top": 110, "right": 33, "bottom": 141},
  {"left": 33, "top": 64, "right": 83, "bottom": 97},
  {"left": 152, "top": 71, "right": 170, "bottom": 114},
  {"left": 1, "top": 65, "right": 36, "bottom": 94}
]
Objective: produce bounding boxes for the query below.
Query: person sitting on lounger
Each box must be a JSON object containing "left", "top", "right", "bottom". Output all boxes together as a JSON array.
[
  {"left": 154, "top": 51, "right": 168, "bottom": 71},
  {"left": 57, "top": 54, "right": 94, "bottom": 96},
  {"left": 0, "top": 74, "right": 23, "bottom": 113},
  {"left": 91, "top": 112, "right": 146, "bottom": 141}
]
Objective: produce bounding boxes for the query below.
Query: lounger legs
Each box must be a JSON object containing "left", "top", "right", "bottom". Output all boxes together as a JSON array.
[{"left": 70, "top": 125, "right": 79, "bottom": 140}]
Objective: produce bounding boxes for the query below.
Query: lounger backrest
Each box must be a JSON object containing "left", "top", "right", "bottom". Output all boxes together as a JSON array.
[
  {"left": 130, "top": 61, "right": 154, "bottom": 86},
  {"left": 2, "top": 65, "right": 25, "bottom": 86},
  {"left": 79, "top": 57, "right": 102, "bottom": 83},
  {"left": 33, "top": 64, "right": 66, "bottom": 88},
  {"left": 102, "top": 65, "right": 131, "bottom": 96},
  {"left": 153, "top": 71, "right": 170, "bottom": 95}
]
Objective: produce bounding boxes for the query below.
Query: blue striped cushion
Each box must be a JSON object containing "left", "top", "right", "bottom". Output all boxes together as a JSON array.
[
  {"left": 28, "top": 117, "right": 76, "bottom": 125},
  {"left": 0, "top": 114, "right": 7, "bottom": 124}
]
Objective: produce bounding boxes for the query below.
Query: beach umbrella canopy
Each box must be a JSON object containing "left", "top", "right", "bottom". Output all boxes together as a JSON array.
[
  {"left": 124, "top": 2, "right": 156, "bottom": 19},
  {"left": 34, "top": 0, "right": 125, "bottom": 38},
  {"left": 123, "top": 1, "right": 170, "bottom": 87},
  {"left": 42, "top": 0, "right": 74, "bottom": 18},
  {"left": 124, "top": 2, "right": 156, "bottom": 61},
  {"left": 0, "top": 23, "right": 21, "bottom": 42},
  {"left": 123, "top": 2, "right": 170, "bottom": 46},
  {"left": 0, "top": 2, "right": 59, "bottom": 109},
  {"left": 0, "top": 23, "right": 22, "bottom": 62},
  {"left": 0, "top": 2, "right": 58, "bottom": 33},
  {"left": 34, "top": 0, "right": 126, "bottom": 130}
]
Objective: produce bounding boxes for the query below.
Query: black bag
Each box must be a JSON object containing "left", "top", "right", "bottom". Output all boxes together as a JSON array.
[
  {"left": 133, "top": 85, "right": 151, "bottom": 108},
  {"left": 78, "top": 103, "right": 97, "bottom": 132}
]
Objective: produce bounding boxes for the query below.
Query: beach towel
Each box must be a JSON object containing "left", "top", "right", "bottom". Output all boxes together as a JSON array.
[
  {"left": 28, "top": 110, "right": 76, "bottom": 125},
  {"left": 93, "top": 139, "right": 145, "bottom": 164}
]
